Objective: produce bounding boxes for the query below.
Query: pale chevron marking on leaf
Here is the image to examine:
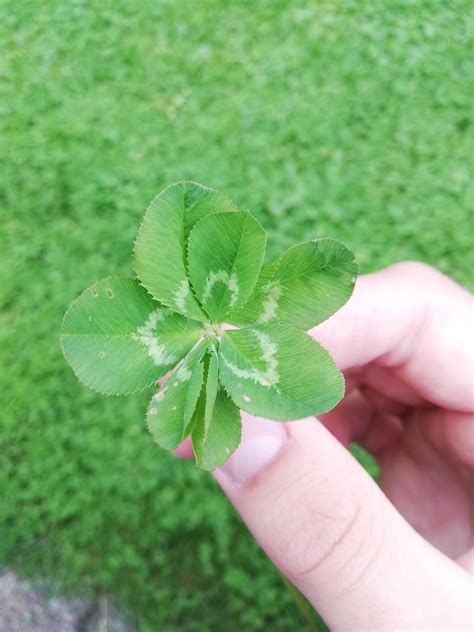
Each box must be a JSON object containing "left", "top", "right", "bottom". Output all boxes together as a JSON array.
[
  {"left": 202, "top": 270, "right": 239, "bottom": 308},
  {"left": 258, "top": 282, "right": 282, "bottom": 323},
  {"left": 221, "top": 330, "right": 279, "bottom": 387},
  {"left": 137, "top": 308, "right": 166, "bottom": 331},
  {"left": 175, "top": 364, "right": 192, "bottom": 382},
  {"left": 132, "top": 308, "right": 177, "bottom": 367},
  {"left": 156, "top": 358, "right": 193, "bottom": 403},
  {"left": 255, "top": 330, "right": 279, "bottom": 385},
  {"left": 174, "top": 279, "right": 190, "bottom": 312}
]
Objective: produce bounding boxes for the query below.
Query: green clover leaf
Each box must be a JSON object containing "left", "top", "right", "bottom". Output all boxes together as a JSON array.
[
  {"left": 187, "top": 211, "right": 266, "bottom": 322},
  {"left": 134, "top": 181, "right": 238, "bottom": 320},
  {"left": 219, "top": 324, "right": 344, "bottom": 420},
  {"left": 61, "top": 181, "right": 357, "bottom": 470},
  {"left": 230, "top": 238, "right": 357, "bottom": 330}
]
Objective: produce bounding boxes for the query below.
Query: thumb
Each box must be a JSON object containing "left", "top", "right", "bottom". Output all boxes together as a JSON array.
[{"left": 213, "top": 414, "right": 471, "bottom": 631}]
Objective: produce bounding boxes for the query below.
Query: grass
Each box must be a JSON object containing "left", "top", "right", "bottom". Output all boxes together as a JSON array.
[{"left": 1, "top": 1, "right": 472, "bottom": 629}]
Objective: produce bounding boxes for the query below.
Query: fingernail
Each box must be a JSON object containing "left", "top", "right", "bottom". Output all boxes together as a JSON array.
[{"left": 216, "top": 415, "right": 287, "bottom": 485}]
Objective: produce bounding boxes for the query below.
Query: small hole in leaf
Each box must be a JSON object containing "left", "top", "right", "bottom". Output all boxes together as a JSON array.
[
  {"left": 105, "top": 288, "right": 114, "bottom": 299},
  {"left": 99, "top": 351, "right": 106, "bottom": 358}
]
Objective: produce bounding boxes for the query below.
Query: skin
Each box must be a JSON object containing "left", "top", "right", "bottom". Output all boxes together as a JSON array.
[{"left": 177, "top": 262, "right": 474, "bottom": 630}]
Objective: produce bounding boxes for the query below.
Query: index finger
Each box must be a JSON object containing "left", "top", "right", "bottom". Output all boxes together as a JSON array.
[{"left": 311, "top": 261, "right": 474, "bottom": 412}]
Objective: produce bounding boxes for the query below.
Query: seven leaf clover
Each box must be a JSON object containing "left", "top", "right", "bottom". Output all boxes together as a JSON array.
[{"left": 61, "top": 182, "right": 357, "bottom": 470}]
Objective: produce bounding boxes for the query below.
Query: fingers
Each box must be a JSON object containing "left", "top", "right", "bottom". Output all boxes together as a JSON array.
[
  {"left": 427, "top": 409, "right": 474, "bottom": 470},
  {"left": 311, "top": 262, "right": 474, "bottom": 412},
  {"left": 173, "top": 437, "right": 194, "bottom": 459},
  {"left": 379, "top": 408, "right": 474, "bottom": 561},
  {"left": 213, "top": 413, "right": 473, "bottom": 631},
  {"left": 320, "top": 389, "right": 404, "bottom": 454},
  {"left": 457, "top": 549, "right": 474, "bottom": 574},
  {"left": 358, "top": 364, "right": 424, "bottom": 406}
]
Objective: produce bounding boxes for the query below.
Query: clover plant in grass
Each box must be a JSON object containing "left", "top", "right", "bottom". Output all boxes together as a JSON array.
[{"left": 61, "top": 182, "right": 357, "bottom": 470}]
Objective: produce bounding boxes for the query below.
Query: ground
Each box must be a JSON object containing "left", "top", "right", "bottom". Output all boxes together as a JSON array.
[{"left": 1, "top": 1, "right": 472, "bottom": 630}]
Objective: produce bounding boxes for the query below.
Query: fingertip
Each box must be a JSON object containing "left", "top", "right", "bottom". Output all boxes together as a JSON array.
[
  {"left": 215, "top": 413, "right": 288, "bottom": 487},
  {"left": 173, "top": 437, "right": 194, "bottom": 459}
]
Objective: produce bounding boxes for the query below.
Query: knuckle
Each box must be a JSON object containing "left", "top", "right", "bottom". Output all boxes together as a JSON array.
[{"left": 271, "top": 467, "right": 375, "bottom": 582}]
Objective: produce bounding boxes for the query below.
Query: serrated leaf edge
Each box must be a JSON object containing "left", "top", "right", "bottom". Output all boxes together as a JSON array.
[
  {"left": 231, "top": 237, "right": 358, "bottom": 330},
  {"left": 132, "top": 181, "right": 240, "bottom": 320},
  {"left": 60, "top": 276, "right": 163, "bottom": 396}
]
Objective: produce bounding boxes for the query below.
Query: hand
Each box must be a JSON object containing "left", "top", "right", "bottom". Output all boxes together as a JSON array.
[{"left": 177, "top": 262, "right": 474, "bottom": 630}]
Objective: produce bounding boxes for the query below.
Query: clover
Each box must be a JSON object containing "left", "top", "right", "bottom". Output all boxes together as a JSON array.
[{"left": 61, "top": 182, "right": 357, "bottom": 470}]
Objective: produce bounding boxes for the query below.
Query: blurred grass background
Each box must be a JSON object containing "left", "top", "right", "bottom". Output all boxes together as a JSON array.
[{"left": 1, "top": 1, "right": 472, "bottom": 629}]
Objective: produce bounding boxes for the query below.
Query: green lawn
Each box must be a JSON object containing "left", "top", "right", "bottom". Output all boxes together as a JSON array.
[{"left": 1, "top": 2, "right": 472, "bottom": 629}]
